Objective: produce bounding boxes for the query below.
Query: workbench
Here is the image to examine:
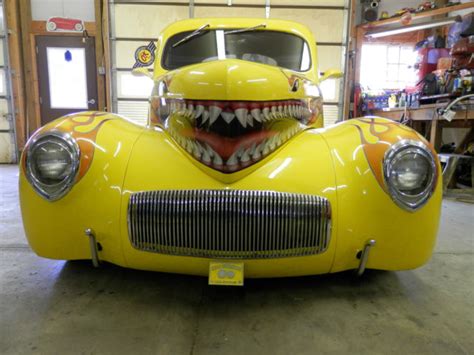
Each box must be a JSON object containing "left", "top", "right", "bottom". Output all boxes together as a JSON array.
[{"left": 372, "top": 104, "right": 474, "bottom": 152}]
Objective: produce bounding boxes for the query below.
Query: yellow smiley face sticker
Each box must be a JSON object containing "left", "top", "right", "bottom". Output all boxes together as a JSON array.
[{"left": 138, "top": 49, "right": 152, "bottom": 64}]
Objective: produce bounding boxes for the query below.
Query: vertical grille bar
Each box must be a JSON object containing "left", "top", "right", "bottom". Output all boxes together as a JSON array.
[{"left": 128, "top": 190, "right": 331, "bottom": 259}]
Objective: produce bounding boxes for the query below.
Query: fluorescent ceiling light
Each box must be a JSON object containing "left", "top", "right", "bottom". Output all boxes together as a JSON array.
[{"left": 366, "top": 16, "right": 461, "bottom": 39}]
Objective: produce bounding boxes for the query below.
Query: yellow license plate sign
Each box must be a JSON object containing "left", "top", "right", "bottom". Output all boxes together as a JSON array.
[{"left": 209, "top": 261, "right": 244, "bottom": 286}]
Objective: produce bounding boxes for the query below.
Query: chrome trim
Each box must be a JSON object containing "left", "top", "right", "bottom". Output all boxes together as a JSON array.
[
  {"left": 383, "top": 139, "right": 437, "bottom": 212},
  {"left": 85, "top": 228, "right": 100, "bottom": 268},
  {"left": 25, "top": 130, "right": 80, "bottom": 201},
  {"left": 357, "top": 239, "right": 376, "bottom": 276},
  {"left": 128, "top": 190, "right": 331, "bottom": 259}
]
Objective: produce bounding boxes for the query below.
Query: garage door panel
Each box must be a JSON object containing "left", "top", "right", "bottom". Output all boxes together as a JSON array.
[
  {"left": 0, "top": 132, "right": 13, "bottom": 163},
  {"left": 117, "top": 101, "right": 149, "bottom": 125},
  {"left": 271, "top": 8, "right": 344, "bottom": 43},
  {"left": 117, "top": 71, "right": 154, "bottom": 99},
  {"left": 194, "top": 6, "right": 265, "bottom": 18},
  {"left": 323, "top": 105, "right": 340, "bottom": 126},
  {"left": 114, "top": 4, "right": 188, "bottom": 38},
  {"left": 0, "top": 44, "right": 4, "bottom": 66},
  {"left": 115, "top": 41, "right": 153, "bottom": 68},
  {"left": 195, "top": 0, "right": 267, "bottom": 4},
  {"left": 318, "top": 46, "right": 343, "bottom": 72},
  {"left": 115, "top": 0, "right": 189, "bottom": 3},
  {"left": 271, "top": 0, "right": 345, "bottom": 6},
  {"left": 193, "top": 0, "right": 345, "bottom": 5},
  {"left": 0, "top": 99, "right": 9, "bottom": 130}
]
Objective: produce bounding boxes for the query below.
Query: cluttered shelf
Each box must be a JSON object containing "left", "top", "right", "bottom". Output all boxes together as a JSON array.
[
  {"left": 372, "top": 95, "right": 474, "bottom": 153},
  {"left": 353, "top": 0, "right": 474, "bottom": 157},
  {"left": 373, "top": 102, "right": 474, "bottom": 120},
  {"left": 361, "top": 2, "right": 474, "bottom": 29}
]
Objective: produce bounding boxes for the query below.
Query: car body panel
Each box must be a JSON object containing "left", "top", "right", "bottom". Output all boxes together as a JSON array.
[
  {"left": 20, "top": 113, "right": 441, "bottom": 277},
  {"left": 19, "top": 18, "right": 442, "bottom": 278}
]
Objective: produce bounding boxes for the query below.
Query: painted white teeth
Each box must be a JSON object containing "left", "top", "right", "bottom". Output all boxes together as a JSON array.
[
  {"left": 240, "top": 148, "right": 251, "bottom": 163},
  {"left": 204, "top": 143, "right": 223, "bottom": 165},
  {"left": 201, "top": 109, "right": 210, "bottom": 124},
  {"left": 247, "top": 114, "right": 254, "bottom": 127},
  {"left": 235, "top": 108, "right": 248, "bottom": 127},
  {"left": 198, "top": 143, "right": 211, "bottom": 164},
  {"left": 253, "top": 142, "right": 263, "bottom": 159},
  {"left": 221, "top": 111, "right": 235, "bottom": 124},
  {"left": 204, "top": 143, "right": 216, "bottom": 157},
  {"left": 195, "top": 105, "right": 204, "bottom": 118},
  {"left": 262, "top": 140, "right": 271, "bottom": 155},
  {"left": 185, "top": 139, "right": 193, "bottom": 153},
  {"left": 193, "top": 141, "right": 202, "bottom": 159},
  {"left": 213, "top": 153, "right": 223, "bottom": 165},
  {"left": 226, "top": 151, "right": 239, "bottom": 166},
  {"left": 268, "top": 136, "right": 277, "bottom": 150},
  {"left": 251, "top": 108, "right": 262, "bottom": 122},
  {"left": 263, "top": 107, "right": 270, "bottom": 120},
  {"left": 209, "top": 106, "right": 222, "bottom": 125}
]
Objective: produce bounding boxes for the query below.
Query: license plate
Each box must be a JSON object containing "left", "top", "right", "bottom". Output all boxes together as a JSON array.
[{"left": 209, "top": 261, "right": 244, "bottom": 286}]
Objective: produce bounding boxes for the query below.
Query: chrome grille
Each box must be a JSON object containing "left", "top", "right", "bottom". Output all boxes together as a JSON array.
[{"left": 128, "top": 190, "right": 331, "bottom": 259}]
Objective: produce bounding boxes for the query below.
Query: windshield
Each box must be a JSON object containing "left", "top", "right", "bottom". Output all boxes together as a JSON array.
[{"left": 162, "top": 29, "right": 311, "bottom": 72}]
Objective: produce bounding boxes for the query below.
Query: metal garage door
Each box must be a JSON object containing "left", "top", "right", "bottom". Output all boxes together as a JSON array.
[
  {"left": 0, "top": 1, "right": 17, "bottom": 163},
  {"left": 108, "top": 0, "right": 350, "bottom": 126}
]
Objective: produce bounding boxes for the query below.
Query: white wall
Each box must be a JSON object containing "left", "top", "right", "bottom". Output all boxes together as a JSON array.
[{"left": 31, "top": 0, "right": 95, "bottom": 22}]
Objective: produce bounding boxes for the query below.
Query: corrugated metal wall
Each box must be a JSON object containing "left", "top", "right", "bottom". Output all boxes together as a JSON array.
[{"left": 109, "top": 0, "right": 350, "bottom": 126}]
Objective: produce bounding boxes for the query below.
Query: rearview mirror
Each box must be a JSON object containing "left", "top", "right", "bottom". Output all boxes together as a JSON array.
[
  {"left": 320, "top": 69, "right": 343, "bottom": 83},
  {"left": 132, "top": 67, "right": 153, "bottom": 79}
]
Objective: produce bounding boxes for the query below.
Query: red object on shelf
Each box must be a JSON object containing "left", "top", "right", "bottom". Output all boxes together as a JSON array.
[
  {"left": 451, "top": 37, "right": 474, "bottom": 69},
  {"left": 46, "top": 17, "right": 84, "bottom": 32},
  {"left": 414, "top": 48, "right": 450, "bottom": 84}
]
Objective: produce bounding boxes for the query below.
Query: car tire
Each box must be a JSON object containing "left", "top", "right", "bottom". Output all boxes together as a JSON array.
[
  {"left": 74, "top": 23, "right": 84, "bottom": 32},
  {"left": 46, "top": 21, "right": 57, "bottom": 31}
]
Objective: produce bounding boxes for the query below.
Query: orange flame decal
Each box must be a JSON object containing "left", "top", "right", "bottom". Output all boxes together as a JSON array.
[
  {"left": 348, "top": 117, "right": 438, "bottom": 192},
  {"left": 23, "top": 112, "right": 115, "bottom": 181}
]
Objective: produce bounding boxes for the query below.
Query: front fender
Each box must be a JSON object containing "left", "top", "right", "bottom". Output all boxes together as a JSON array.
[
  {"left": 318, "top": 117, "right": 442, "bottom": 272},
  {"left": 19, "top": 112, "right": 144, "bottom": 263}
]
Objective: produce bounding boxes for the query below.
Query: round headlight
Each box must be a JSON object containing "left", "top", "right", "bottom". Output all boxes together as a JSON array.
[
  {"left": 26, "top": 131, "right": 79, "bottom": 201},
  {"left": 383, "top": 140, "right": 437, "bottom": 211}
]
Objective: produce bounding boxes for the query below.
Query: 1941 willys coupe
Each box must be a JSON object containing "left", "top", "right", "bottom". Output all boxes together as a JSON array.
[{"left": 20, "top": 18, "right": 441, "bottom": 285}]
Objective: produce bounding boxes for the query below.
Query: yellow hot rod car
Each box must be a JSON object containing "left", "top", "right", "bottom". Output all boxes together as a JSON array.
[{"left": 19, "top": 18, "right": 441, "bottom": 284}]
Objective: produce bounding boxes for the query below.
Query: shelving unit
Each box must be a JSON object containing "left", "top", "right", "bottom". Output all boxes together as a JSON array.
[{"left": 361, "top": 2, "right": 474, "bottom": 29}]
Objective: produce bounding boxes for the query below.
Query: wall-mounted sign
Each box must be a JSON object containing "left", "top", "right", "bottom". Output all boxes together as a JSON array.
[
  {"left": 133, "top": 41, "right": 157, "bottom": 68},
  {"left": 46, "top": 17, "right": 85, "bottom": 32}
]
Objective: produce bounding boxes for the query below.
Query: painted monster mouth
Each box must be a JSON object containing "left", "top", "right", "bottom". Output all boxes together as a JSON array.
[{"left": 163, "top": 99, "right": 316, "bottom": 173}]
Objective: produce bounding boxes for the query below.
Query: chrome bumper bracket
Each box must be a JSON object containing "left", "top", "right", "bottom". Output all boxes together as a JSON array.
[
  {"left": 85, "top": 228, "right": 100, "bottom": 268},
  {"left": 357, "top": 239, "right": 376, "bottom": 276}
]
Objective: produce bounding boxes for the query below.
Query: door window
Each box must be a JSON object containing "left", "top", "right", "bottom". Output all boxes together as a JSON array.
[{"left": 46, "top": 47, "right": 88, "bottom": 109}]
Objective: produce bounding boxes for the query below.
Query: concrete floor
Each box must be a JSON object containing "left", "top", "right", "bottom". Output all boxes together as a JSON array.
[{"left": 0, "top": 164, "right": 473, "bottom": 355}]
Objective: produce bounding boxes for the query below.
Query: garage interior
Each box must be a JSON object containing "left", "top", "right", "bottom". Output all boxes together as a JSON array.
[{"left": 0, "top": 0, "right": 473, "bottom": 354}]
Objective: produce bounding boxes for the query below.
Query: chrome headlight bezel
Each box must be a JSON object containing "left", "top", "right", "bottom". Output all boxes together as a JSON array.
[
  {"left": 383, "top": 139, "right": 437, "bottom": 211},
  {"left": 25, "top": 131, "right": 80, "bottom": 201}
]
